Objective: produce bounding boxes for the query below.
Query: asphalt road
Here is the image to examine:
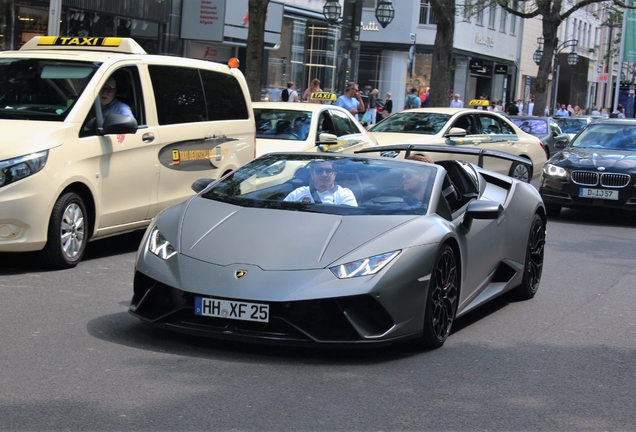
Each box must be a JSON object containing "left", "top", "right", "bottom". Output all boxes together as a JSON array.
[{"left": 1, "top": 208, "right": 636, "bottom": 431}]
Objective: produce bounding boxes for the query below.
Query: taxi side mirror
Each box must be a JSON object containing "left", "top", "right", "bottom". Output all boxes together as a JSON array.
[
  {"left": 318, "top": 133, "right": 338, "bottom": 144},
  {"left": 445, "top": 127, "right": 467, "bottom": 138},
  {"left": 99, "top": 114, "right": 138, "bottom": 136}
]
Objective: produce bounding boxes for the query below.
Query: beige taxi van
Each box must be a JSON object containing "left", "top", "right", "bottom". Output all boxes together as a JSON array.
[{"left": 0, "top": 36, "right": 255, "bottom": 268}]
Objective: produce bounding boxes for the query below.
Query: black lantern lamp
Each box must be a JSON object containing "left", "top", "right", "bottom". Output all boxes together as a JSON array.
[
  {"left": 533, "top": 49, "right": 543, "bottom": 66},
  {"left": 567, "top": 51, "right": 579, "bottom": 67},
  {"left": 323, "top": 0, "right": 342, "bottom": 24},
  {"left": 375, "top": 0, "right": 395, "bottom": 28}
]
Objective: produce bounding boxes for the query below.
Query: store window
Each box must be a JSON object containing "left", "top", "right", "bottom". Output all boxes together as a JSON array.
[{"left": 17, "top": 7, "right": 49, "bottom": 49}]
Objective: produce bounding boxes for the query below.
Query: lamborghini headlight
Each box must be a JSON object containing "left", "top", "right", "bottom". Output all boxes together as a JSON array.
[
  {"left": 330, "top": 250, "right": 401, "bottom": 279},
  {"left": 542, "top": 163, "right": 568, "bottom": 178},
  {"left": 147, "top": 227, "right": 177, "bottom": 260},
  {"left": 0, "top": 150, "right": 48, "bottom": 188}
]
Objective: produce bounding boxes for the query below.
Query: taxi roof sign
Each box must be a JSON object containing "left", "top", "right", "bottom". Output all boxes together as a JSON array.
[
  {"left": 310, "top": 92, "right": 337, "bottom": 102},
  {"left": 20, "top": 36, "right": 147, "bottom": 55},
  {"left": 468, "top": 99, "right": 490, "bottom": 107}
]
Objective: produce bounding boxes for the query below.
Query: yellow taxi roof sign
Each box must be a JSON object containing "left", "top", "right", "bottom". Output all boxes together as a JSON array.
[
  {"left": 310, "top": 92, "right": 337, "bottom": 102},
  {"left": 20, "top": 36, "right": 147, "bottom": 55},
  {"left": 468, "top": 99, "right": 490, "bottom": 107}
]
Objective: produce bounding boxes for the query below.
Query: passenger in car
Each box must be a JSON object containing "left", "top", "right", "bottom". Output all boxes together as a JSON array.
[
  {"left": 403, "top": 154, "right": 434, "bottom": 204},
  {"left": 284, "top": 161, "right": 357, "bottom": 206}
]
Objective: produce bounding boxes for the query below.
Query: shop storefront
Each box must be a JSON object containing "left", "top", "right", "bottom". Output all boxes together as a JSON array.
[{"left": 0, "top": 0, "right": 167, "bottom": 53}]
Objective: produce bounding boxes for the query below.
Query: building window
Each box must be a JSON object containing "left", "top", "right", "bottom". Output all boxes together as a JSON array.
[
  {"left": 463, "top": 0, "right": 471, "bottom": 22},
  {"left": 500, "top": 9, "right": 507, "bottom": 32},
  {"left": 488, "top": 4, "right": 497, "bottom": 29},
  {"left": 476, "top": 0, "right": 484, "bottom": 26},
  {"left": 419, "top": 0, "right": 437, "bottom": 25},
  {"left": 510, "top": 0, "right": 518, "bottom": 35}
]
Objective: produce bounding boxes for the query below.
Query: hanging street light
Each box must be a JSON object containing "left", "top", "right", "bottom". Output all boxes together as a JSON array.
[
  {"left": 323, "top": 0, "right": 342, "bottom": 25},
  {"left": 375, "top": 0, "right": 395, "bottom": 28},
  {"left": 533, "top": 49, "right": 543, "bottom": 66}
]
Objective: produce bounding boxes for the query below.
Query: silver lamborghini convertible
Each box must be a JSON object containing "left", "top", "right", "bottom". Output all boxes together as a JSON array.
[{"left": 130, "top": 146, "right": 546, "bottom": 348}]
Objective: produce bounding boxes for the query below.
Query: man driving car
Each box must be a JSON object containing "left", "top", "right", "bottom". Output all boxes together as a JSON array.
[{"left": 284, "top": 161, "right": 357, "bottom": 206}]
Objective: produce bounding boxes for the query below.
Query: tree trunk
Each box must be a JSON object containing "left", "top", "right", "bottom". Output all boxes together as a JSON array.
[
  {"left": 533, "top": 4, "right": 561, "bottom": 115},
  {"left": 245, "top": 0, "right": 270, "bottom": 102},
  {"left": 428, "top": 0, "right": 455, "bottom": 107}
]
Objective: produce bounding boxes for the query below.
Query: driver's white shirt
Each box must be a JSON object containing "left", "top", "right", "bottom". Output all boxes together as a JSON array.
[{"left": 284, "top": 185, "right": 358, "bottom": 206}]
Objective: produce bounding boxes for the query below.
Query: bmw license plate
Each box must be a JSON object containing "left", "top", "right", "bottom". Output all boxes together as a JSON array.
[
  {"left": 195, "top": 297, "right": 269, "bottom": 322},
  {"left": 579, "top": 188, "right": 619, "bottom": 200}
]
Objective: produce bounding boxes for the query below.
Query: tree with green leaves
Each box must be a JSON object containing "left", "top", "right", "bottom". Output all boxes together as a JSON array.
[
  {"left": 245, "top": 0, "right": 270, "bottom": 102},
  {"left": 491, "top": 0, "right": 633, "bottom": 114}
]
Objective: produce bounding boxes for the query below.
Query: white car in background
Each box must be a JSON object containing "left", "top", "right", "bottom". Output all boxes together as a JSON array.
[
  {"left": 253, "top": 102, "right": 377, "bottom": 157},
  {"left": 368, "top": 108, "right": 547, "bottom": 182}
]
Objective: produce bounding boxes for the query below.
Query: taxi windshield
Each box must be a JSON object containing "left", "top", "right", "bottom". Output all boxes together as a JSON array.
[
  {"left": 368, "top": 112, "right": 451, "bottom": 135},
  {"left": 254, "top": 108, "right": 313, "bottom": 141},
  {"left": 202, "top": 154, "right": 437, "bottom": 216},
  {"left": 0, "top": 58, "right": 100, "bottom": 121}
]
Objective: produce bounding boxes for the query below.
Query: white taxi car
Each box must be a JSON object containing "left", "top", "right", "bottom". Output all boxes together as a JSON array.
[
  {"left": 253, "top": 101, "right": 377, "bottom": 157},
  {"left": 368, "top": 107, "right": 547, "bottom": 182},
  {"left": 0, "top": 36, "right": 255, "bottom": 268}
]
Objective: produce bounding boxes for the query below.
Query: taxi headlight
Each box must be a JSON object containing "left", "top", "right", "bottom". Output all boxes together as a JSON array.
[
  {"left": 543, "top": 163, "right": 568, "bottom": 178},
  {"left": 0, "top": 150, "right": 48, "bottom": 188},
  {"left": 148, "top": 227, "right": 177, "bottom": 260},
  {"left": 330, "top": 251, "right": 400, "bottom": 279}
]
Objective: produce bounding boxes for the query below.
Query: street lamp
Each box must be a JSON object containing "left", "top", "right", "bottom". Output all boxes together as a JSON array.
[
  {"left": 323, "top": 0, "right": 342, "bottom": 24},
  {"left": 324, "top": 0, "right": 395, "bottom": 94},
  {"left": 535, "top": 38, "right": 578, "bottom": 115},
  {"left": 375, "top": 0, "right": 395, "bottom": 28}
]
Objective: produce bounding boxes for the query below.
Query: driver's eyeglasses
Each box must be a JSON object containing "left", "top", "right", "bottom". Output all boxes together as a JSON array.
[
  {"left": 312, "top": 168, "right": 335, "bottom": 175},
  {"left": 402, "top": 171, "right": 417, "bottom": 178},
  {"left": 100, "top": 87, "right": 115, "bottom": 94}
]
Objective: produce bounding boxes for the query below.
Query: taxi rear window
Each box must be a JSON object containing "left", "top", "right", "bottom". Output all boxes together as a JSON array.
[
  {"left": 149, "top": 65, "right": 249, "bottom": 125},
  {"left": 0, "top": 58, "right": 100, "bottom": 121}
]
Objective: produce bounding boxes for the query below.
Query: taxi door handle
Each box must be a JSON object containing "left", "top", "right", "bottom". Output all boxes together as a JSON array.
[{"left": 142, "top": 133, "right": 155, "bottom": 143}]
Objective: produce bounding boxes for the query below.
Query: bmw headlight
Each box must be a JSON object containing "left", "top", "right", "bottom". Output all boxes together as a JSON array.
[
  {"left": 0, "top": 150, "right": 48, "bottom": 188},
  {"left": 330, "top": 251, "right": 400, "bottom": 279},
  {"left": 147, "top": 227, "right": 177, "bottom": 260},
  {"left": 543, "top": 163, "right": 568, "bottom": 178}
]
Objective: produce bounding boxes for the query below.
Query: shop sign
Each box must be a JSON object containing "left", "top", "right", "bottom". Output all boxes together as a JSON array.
[
  {"left": 475, "top": 33, "right": 494, "bottom": 47},
  {"left": 181, "top": 0, "right": 225, "bottom": 41},
  {"left": 494, "top": 65, "right": 508, "bottom": 74}
]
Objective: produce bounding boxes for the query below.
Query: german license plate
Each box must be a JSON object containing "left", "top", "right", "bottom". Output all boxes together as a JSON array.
[
  {"left": 579, "top": 188, "right": 619, "bottom": 200},
  {"left": 195, "top": 297, "right": 269, "bottom": 322}
]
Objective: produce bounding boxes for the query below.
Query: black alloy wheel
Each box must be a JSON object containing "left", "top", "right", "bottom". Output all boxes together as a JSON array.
[
  {"left": 514, "top": 213, "right": 545, "bottom": 300},
  {"left": 420, "top": 244, "right": 459, "bottom": 349}
]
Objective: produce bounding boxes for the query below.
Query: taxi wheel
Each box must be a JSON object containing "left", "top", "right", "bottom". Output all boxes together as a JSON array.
[
  {"left": 40, "top": 192, "right": 88, "bottom": 269},
  {"left": 509, "top": 161, "right": 531, "bottom": 183},
  {"left": 418, "top": 244, "right": 458, "bottom": 349}
]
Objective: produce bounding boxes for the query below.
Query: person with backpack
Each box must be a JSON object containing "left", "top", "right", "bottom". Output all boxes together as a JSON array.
[
  {"left": 404, "top": 87, "right": 421, "bottom": 110},
  {"left": 610, "top": 104, "right": 625, "bottom": 118},
  {"left": 282, "top": 82, "right": 299, "bottom": 103}
]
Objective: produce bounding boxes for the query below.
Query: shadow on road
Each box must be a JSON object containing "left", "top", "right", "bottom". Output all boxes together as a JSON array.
[
  {"left": 87, "top": 291, "right": 520, "bottom": 365},
  {"left": 0, "top": 231, "right": 144, "bottom": 275}
]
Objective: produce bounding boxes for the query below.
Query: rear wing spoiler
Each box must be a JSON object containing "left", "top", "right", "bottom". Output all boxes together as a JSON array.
[{"left": 355, "top": 144, "right": 532, "bottom": 170}]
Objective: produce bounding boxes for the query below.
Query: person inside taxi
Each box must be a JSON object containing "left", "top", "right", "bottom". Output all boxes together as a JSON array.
[
  {"left": 100, "top": 77, "right": 133, "bottom": 121},
  {"left": 284, "top": 161, "right": 357, "bottom": 206}
]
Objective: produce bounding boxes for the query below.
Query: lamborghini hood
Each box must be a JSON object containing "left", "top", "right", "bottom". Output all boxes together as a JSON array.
[{"left": 178, "top": 198, "right": 416, "bottom": 271}]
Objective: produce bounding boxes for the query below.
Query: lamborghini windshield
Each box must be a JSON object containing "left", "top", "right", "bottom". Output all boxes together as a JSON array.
[
  {"left": 0, "top": 58, "right": 100, "bottom": 121},
  {"left": 571, "top": 123, "right": 636, "bottom": 150},
  {"left": 202, "top": 154, "right": 438, "bottom": 216}
]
